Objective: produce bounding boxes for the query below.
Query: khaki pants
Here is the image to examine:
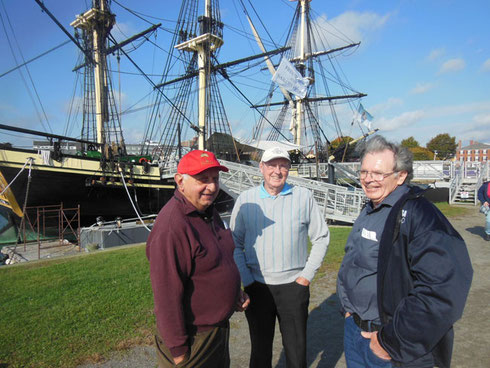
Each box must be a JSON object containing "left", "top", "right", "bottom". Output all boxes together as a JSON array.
[{"left": 155, "top": 322, "right": 230, "bottom": 368}]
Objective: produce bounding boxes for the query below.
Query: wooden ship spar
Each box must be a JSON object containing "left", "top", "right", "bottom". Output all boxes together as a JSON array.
[{"left": 0, "top": 0, "right": 373, "bottom": 242}]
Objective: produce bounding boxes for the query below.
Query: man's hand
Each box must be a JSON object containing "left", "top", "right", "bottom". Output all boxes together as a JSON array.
[
  {"left": 295, "top": 276, "right": 310, "bottom": 286},
  {"left": 173, "top": 354, "right": 186, "bottom": 365},
  {"left": 235, "top": 289, "right": 250, "bottom": 312},
  {"left": 361, "top": 331, "right": 391, "bottom": 361},
  {"left": 484, "top": 201, "right": 489, "bottom": 208}
]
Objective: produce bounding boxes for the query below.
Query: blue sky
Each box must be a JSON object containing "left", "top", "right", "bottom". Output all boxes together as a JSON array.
[{"left": 1, "top": 0, "right": 489, "bottom": 149}]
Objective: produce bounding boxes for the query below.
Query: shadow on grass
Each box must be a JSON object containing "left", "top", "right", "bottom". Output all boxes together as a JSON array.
[{"left": 274, "top": 293, "right": 345, "bottom": 368}]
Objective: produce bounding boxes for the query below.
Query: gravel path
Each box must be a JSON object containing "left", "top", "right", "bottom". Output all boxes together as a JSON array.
[{"left": 78, "top": 206, "right": 490, "bottom": 368}]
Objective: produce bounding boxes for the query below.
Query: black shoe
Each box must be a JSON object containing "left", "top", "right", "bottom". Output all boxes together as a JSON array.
[{"left": 486, "top": 234, "right": 490, "bottom": 241}]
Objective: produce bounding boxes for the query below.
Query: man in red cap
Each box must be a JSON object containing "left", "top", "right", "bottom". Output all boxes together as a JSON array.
[{"left": 147, "top": 150, "right": 249, "bottom": 368}]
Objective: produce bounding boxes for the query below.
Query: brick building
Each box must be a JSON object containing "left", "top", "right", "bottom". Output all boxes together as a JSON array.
[{"left": 456, "top": 140, "right": 490, "bottom": 162}]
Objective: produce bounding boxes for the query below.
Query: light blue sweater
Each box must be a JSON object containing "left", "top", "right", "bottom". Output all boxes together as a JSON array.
[{"left": 230, "top": 182, "right": 330, "bottom": 286}]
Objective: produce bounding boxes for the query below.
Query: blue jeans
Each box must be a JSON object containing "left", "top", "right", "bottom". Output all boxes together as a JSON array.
[
  {"left": 485, "top": 208, "right": 490, "bottom": 235},
  {"left": 344, "top": 316, "right": 393, "bottom": 368}
]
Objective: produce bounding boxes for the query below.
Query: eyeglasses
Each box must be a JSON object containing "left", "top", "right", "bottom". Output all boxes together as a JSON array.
[
  {"left": 359, "top": 170, "right": 396, "bottom": 181},
  {"left": 263, "top": 162, "right": 290, "bottom": 171}
]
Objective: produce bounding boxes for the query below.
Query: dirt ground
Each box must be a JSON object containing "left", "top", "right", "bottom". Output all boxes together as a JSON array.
[{"left": 78, "top": 206, "right": 490, "bottom": 368}]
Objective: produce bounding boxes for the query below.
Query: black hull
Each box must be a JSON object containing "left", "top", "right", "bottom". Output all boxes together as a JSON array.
[{"left": 0, "top": 165, "right": 174, "bottom": 227}]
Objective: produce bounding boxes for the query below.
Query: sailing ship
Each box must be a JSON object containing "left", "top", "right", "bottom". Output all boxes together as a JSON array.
[{"left": 0, "top": 0, "right": 371, "bottom": 243}]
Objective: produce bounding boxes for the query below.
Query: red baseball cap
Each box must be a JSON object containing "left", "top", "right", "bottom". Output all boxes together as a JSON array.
[{"left": 177, "top": 150, "right": 229, "bottom": 175}]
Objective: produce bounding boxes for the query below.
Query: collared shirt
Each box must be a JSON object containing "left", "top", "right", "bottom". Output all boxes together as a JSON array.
[
  {"left": 146, "top": 189, "right": 241, "bottom": 357},
  {"left": 337, "top": 184, "right": 410, "bottom": 323},
  {"left": 259, "top": 182, "right": 293, "bottom": 198}
]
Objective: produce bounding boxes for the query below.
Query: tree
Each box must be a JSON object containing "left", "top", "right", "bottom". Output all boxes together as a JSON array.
[
  {"left": 401, "top": 136, "right": 419, "bottom": 148},
  {"left": 409, "top": 146, "right": 434, "bottom": 160},
  {"left": 426, "top": 133, "right": 457, "bottom": 160},
  {"left": 329, "top": 136, "right": 357, "bottom": 162}
]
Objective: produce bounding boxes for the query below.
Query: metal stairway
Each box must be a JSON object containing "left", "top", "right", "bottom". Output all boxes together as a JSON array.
[
  {"left": 218, "top": 160, "right": 366, "bottom": 224},
  {"left": 449, "top": 162, "right": 488, "bottom": 205},
  {"left": 452, "top": 179, "right": 478, "bottom": 204}
]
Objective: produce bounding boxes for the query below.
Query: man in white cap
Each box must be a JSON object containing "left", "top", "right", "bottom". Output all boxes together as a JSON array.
[{"left": 230, "top": 146, "right": 330, "bottom": 368}]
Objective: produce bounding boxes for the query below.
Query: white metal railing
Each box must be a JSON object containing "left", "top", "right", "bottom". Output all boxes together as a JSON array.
[
  {"left": 157, "top": 158, "right": 489, "bottom": 218},
  {"left": 219, "top": 160, "right": 366, "bottom": 223},
  {"left": 294, "top": 161, "right": 453, "bottom": 181},
  {"left": 449, "top": 167, "right": 463, "bottom": 204}
]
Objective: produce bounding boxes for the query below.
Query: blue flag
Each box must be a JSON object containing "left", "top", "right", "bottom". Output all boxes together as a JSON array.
[{"left": 355, "top": 103, "right": 373, "bottom": 130}]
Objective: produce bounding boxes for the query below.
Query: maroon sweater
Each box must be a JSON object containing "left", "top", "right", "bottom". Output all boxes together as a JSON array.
[{"left": 146, "top": 189, "right": 241, "bottom": 357}]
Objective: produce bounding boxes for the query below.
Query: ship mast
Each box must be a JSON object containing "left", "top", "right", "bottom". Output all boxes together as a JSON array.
[
  {"left": 175, "top": 0, "right": 224, "bottom": 150},
  {"left": 70, "top": 0, "right": 115, "bottom": 149},
  {"left": 292, "top": 0, "right": 310, "bottom": 146}
]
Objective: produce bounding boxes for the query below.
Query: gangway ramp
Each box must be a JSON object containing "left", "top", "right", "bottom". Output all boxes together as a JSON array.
[{"left": 219, "top": 160, "right": 365, "bottom": 224}]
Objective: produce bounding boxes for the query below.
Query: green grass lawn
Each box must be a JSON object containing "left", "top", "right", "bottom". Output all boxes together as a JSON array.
[
  {"left": 434, "top": 201, "right": 474, "bottom": 218},
  {"left": 0, "top": 202, "right": 466, "bottom": 367},
  {"left": 0, "top": 246, "right": 155, "bottom": 368}
]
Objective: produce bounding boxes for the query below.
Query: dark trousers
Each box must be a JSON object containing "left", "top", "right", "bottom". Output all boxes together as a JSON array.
[
  {"left": 244, "top": 281, "right": 310, "bottom": 368},
  {"left": 155, "top": 322, "right": 230, "bottom": 368}
]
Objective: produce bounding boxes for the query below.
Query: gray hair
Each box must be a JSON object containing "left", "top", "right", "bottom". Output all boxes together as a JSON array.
[{"left": 358, "top": 135, "right": 413, "bottom": 183}]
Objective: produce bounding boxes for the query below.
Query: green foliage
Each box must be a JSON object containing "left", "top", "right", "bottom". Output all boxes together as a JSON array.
[
  {"left": 426, "top": 133, "right": 457, "bottom": 160},
  {"left": 409, "top": 146, "right": 435, "bottom": 160},
  {"left": 401, "top": 136, "right": 419, "bottom": 148},
  {"left": 329, "top": 136, "right": 358, "bottom": 162}
]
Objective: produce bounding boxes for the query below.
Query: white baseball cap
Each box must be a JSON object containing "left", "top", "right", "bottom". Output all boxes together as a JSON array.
[{"left": 261, "top": 147, "right": 291, "bottom": 163}]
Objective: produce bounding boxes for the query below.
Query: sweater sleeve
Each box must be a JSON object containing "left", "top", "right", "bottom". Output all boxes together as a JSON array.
[
  {"left": 230, "top": 194, "right": 255, "bottom": 287},
  {"left": 378, "top": 203, "right": 473, "bottom": 363},
  {"left": 147, "top": 219, "right": 192, "bottom": 358},
  {"left": 301, "top": 190, "right": 330, "bottom": 281}
]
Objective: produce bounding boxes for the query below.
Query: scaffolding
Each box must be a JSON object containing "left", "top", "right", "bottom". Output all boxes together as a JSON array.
[{"left": 17, "top": 204, "right": 80, "bottom": 260}]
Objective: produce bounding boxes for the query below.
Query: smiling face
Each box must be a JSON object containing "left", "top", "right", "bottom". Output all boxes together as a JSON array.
[
  {"left": 360, "top": 149, "right": 407, "bottom": 206},
  {"left": 259, "top": 158, "right": 290, "bottom": 196},
  {"left": 175, "top": 167, "right": 220, "bottom": 212}
]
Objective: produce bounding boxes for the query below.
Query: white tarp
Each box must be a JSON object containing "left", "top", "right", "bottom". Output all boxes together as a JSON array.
[{"left": 272, "top": 58, "right": 309, "bottom": 99}]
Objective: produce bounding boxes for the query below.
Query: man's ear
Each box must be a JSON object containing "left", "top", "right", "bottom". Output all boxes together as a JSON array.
[
  {"left": 397, "top": 170, "right": 408, "bottom": 185},
  {"left": 259, "top": 161, "right": 265, "bottom": 175},
  {"left": 174, "top": 173, "right": 184, "bottom": 191}
]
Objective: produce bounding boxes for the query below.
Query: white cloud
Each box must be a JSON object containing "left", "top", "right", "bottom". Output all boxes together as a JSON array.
[
  {"left": 438, "top": 58, "right": 465, "bottom": 74},
  {"left": 376, "top": 101, "right": 490, "bottom": 142},
  {"left": 376, "top": 110, "right": 425, "bottom": 132},
  {"left": 371, "top": 97, "right": 403, "bottom": 116},
  {"left": 313, "top": 11, "right": 391, "bottom": 49},
  {"left": 410, "top": 82, "right": 434, "bottom": 95},
  {"left": 427, "top": 48, "right": 445, "bottom": 62},
  {"left": 474, "top": 113, "right": 490, "bottom": 124},
  {"left": 454, "top": 113, "right": 490, "bottom": 143},
  {"left": 425, "top": 101, "right": 490, "bottom": 119},
  {"left": 481, "top": 59, "right": 490, "bottom": 72}
]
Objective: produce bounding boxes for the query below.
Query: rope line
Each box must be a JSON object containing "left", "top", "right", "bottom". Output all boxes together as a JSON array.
[
  {"left": 119, "top": 171, "right": 152, "bottom": 232},
  {"left": 0, "top": 157, "right": 34, "bottom": 196}
]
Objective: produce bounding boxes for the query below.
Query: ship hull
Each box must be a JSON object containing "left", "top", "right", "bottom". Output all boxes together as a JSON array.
[{"left": 0, "top": 147, "right": 174, "bottom": 226}]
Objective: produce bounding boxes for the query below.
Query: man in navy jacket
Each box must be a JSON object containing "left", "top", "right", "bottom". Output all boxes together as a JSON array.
[
  {"left": 477, "top": 180, "right": 490, "bottom": 240},
  {"left": 337, "top": 135, "right": 473, "bottom": 367}
]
